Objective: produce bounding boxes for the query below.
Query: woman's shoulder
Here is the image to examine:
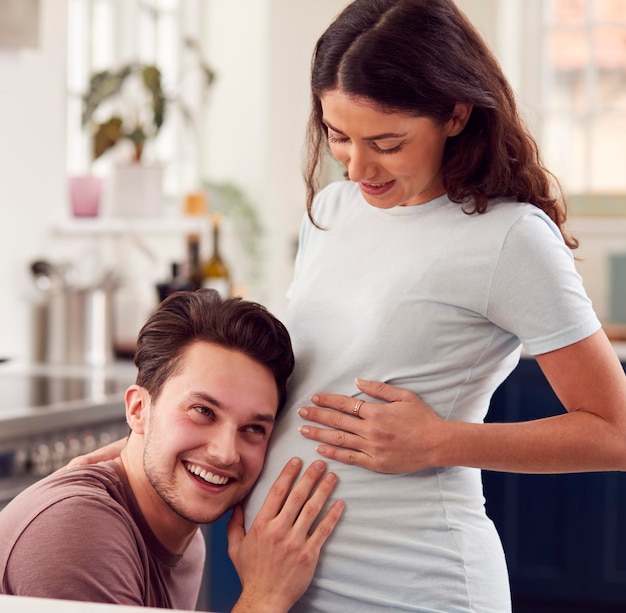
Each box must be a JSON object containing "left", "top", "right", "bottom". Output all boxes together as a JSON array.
[{"left": 485, "top": 198, "right": 562, "bottom": 236}]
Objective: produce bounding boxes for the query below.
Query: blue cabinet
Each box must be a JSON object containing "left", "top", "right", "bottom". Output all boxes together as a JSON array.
[
  {"left": 483, "top": 358, "right": 626, "bottom": 612},
  {"left": 200, "top": 513, "right": 241, "bottom": 612}
]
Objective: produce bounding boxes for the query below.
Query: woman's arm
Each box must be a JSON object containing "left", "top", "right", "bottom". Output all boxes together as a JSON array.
[{"left": 298, "top": 329, "right": 626, "bottom": 474}]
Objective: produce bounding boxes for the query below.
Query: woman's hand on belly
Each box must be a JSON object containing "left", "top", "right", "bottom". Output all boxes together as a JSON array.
[{"left": 297, "top": 379, "right": 445, "bottom": 473}]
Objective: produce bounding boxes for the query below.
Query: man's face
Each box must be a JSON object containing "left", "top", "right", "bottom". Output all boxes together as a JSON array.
[{"left": 134, "top": 341, "right": 278, "bottom": 532}]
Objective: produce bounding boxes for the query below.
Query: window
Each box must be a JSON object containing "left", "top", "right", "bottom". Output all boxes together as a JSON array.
[
  {"left": 66, "top": 0, "right": 207, "bottom": 200},
  {"left": 539, "top": 0, "right": 626, "bottom": 199}
]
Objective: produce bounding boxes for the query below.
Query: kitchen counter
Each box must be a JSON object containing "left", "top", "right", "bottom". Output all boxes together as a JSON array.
[
  {"left": 0, "top": 360, "right": 137, "bottom": 507},
  {"left": 0, "top": 594, "right": 208, "bottom": 613},
  {"left": 0, "top": 360, "right": 136, "bottom": 441}
]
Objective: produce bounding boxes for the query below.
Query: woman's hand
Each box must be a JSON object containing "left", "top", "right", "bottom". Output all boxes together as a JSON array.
[
  {"left": 228, "top": 458, "right": 344, "bottom": 613},
  {"left": 298, "top": 379, "right": 444, "bottom": 474}
]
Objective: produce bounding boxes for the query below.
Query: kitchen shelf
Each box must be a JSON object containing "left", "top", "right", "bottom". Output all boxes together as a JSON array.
[{"left": 53, "top": 216, "right": 206, "bottom": 236}]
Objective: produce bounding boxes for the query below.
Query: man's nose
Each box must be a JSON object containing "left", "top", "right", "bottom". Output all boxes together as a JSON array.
[{"left": 206, "top": 427, "right": 240, "bottom": 466}]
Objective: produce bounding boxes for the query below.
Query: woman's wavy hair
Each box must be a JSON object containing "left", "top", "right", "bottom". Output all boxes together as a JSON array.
[
  {"left": 134, "top": 289, "right": 295, "bottom": 412},
  {"left": 305, "top": 0, "right": 577, "bottom": 248}
]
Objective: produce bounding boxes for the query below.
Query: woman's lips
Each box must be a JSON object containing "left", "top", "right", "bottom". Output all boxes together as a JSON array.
[{"left": 359, "top": 180, "right": 395, "bottom": 196}]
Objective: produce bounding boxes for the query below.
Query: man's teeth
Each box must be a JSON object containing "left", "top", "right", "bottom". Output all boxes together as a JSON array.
[{"left": 185, "top": 462, "right": 229, "bottom": 485}]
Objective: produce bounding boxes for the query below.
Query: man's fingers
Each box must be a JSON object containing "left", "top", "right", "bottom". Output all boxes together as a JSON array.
[
  {"left": 254, "top": 459, "right": 340, "bottom": 530},
  {"left": 307, "top": 498, "right": 345, "bottom": 550},
  {"left": 289, "top": 469, "right": 339, "bottom": 532},
  {"left": 254, "top": 457, "right": 303, "bottom": 521},
  {"left": 275, "top": 460, "right": 329, "bottom": 528}
]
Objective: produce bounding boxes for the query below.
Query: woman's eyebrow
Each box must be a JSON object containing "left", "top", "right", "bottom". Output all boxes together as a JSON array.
[{"left": 323, "top": 119, "right": 407, "bottom": 141}]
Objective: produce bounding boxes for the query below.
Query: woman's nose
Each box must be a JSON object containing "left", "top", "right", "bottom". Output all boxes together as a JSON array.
[{"left": 344, "top": 147, "right": 376, "bottom": 183}]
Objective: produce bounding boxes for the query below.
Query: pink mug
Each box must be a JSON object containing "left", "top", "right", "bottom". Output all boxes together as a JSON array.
[{"left": 68, "top": 175, "right": 102, "bottom": 217}]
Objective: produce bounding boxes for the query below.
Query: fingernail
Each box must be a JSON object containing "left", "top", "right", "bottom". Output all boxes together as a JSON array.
[
  {"left": 313, "top": 459, "right": 326, "bottom": 470},
  {"left": 290, "top": 457, "right": 302, "bottom": 466},
  {"left": 298, "top": 407, "right": 309, "bottom": 418},
  {"left": 310, "top": 394, "right": 319, "bottom": 403},
  {"left": 299, "top": 426, "right": 310, "bottom": 436}
]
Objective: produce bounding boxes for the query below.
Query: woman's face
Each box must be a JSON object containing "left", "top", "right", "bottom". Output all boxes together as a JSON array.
[{"left": 320, "top": 89, "right": 469, "bottom": 208}]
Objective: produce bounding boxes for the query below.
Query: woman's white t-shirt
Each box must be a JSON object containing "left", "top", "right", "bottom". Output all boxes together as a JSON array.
[{"left": 244, "top": 181, "right": 600, "bottom": 613}]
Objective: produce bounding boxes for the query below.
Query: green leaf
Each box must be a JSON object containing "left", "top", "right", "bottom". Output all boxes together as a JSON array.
[{"left": 82, "top": 66, "right": 132, "bottom": 126}]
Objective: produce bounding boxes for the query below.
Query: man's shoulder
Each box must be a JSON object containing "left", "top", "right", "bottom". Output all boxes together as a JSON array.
[
  {"left": 0, "top": 461, "right": 146, "bottom": 601},
  {"left": 0, "top": 461, "right": 132, "bottom": 539}
]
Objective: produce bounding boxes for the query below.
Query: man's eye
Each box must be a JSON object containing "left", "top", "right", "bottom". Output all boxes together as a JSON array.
[
  {"left": 193, "top": 405, "right": 214, "bottom": 418},
  {"left": 244, "top": 424, "right": 267, "bottom": 436}
]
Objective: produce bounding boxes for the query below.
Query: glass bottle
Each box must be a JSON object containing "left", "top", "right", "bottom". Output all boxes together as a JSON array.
[
  {"left": 202, "top": 214, "right": 231, "bottom": 297},
  {"left": 186, "top": 233, "right": 204, "bottom": 290}
]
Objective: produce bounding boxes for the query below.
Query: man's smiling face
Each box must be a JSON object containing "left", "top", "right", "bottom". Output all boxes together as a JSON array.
[{"left": 131, "top": 341, "right": 279, "bottom": 537}]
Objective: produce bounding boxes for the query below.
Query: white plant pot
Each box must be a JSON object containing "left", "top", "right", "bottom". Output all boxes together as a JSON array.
[{"left": 110, "top": 163, "right": 163, "bottom": 217}]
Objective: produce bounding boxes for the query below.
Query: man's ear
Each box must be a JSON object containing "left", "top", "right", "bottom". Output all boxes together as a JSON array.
[
  {"left": 445, "top": 102, "right": 473, "bottom": 137},
  {"left": 126, "top": 385, "right": 151, "bottom": 435}
]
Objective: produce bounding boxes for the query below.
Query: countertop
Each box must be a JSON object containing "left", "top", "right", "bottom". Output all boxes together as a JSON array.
[
  {"left": 0, "top": 594, "right": 208, "bottom": 612},
  {"left": 0, "top": 360, "right": 137, "bottom": 442}
]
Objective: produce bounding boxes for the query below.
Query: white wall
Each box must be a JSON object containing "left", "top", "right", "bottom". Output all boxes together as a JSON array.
[
  {"left": 201, "top": 0, "right": 349, "bottom": 319},
  {"left": 0, "top": 0, "right": 67, "bottom": 360}
]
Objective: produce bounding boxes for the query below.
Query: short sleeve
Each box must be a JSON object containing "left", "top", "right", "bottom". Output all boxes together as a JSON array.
[
  {"left": 486, "top": 212, "right": 600, "bottom": 355},
  {"left": 4, "top": 496, "right": 146, "bottom": 605}
]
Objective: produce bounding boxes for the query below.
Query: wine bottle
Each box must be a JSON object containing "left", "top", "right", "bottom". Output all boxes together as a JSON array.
[
  {"left": 156, "top": 262, "right": 193, "bottom": 302},
  {"left": 186, "top": 233, "right": 203, "bottom": 290},
  {"left": 202, "top": 213, "right": 232, "bottom": 297}
]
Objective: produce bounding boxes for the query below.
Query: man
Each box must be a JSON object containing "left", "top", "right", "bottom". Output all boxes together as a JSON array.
[{"left": 0, "top": 290, "right": 344, "bottom": 612}]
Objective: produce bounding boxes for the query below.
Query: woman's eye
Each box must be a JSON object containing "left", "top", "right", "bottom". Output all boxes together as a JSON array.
[
  {"left": 372, "top": 142, "right": 403, "bottom": 155},
  {"left": 327, "top": 133, "right": 349, "bottom": 144}
]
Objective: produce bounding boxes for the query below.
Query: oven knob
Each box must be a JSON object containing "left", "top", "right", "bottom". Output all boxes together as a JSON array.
[
  {"left": 99, "top": 431, "right": 113, "bottom": 446},
  {"left": 67, "top": 437, "right": 82, "bottom": 461},
  {"left": 33, "top": 444, "right": 53, "bottom": 476},
  {"left": 52, "top": 441, "right": 67, "bottom": 471},
  {"left": 82, "top": 434, "right": 97, "bottom": 454},
  {"left": 14, "top": 447, "right": 29, "bottom": 476}
]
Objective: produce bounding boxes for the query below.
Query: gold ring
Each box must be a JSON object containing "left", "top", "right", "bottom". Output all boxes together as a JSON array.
[{"left": 353, "top": 399, "right": 364, "bottom": 418}]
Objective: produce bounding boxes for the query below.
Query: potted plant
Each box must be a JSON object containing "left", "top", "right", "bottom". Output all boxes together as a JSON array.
[
  {"left": 81, "top": 37, "right": 215, "bottom": 163},
  {"left": 81, "top": 38, "right": 215, "bottom": 217}
]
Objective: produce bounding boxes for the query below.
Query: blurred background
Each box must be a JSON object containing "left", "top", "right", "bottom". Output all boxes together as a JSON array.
[{"left": 0, "top": 0, "right": 624, "bottom": 362}]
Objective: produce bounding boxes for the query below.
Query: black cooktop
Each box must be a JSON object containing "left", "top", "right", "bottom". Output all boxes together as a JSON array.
[{"left": 0, "top": 373, "right": 129, "bottom": 412}]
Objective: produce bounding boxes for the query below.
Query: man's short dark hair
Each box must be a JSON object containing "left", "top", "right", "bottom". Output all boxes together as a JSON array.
[{"left": 134, "top": 289, "right": 294, "bottom": 411}]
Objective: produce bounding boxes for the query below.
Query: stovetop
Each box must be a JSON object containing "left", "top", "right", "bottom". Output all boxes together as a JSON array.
[
  {"left": 0, "top": 364, "right": 136, "bottom": 441},
  {"left": 0, "top": 373, "right": 128, "bottom": 412}
]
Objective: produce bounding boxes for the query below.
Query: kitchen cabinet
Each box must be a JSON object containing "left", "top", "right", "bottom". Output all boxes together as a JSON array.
[
  {"left": 202, "top": 515, "right": 241, "bottom": 612},
  {"left": 483, "top": 357, "right": 626, "bottom": 613}
]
